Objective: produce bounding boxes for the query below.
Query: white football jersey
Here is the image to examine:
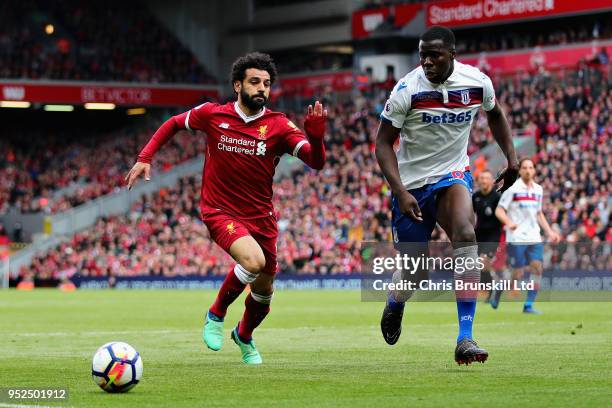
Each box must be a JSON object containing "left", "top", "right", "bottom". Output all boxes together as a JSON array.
[
  {"left": 498, "top": 178, "right": 544, "bottom": 243},
  {"left": 380, "top": 60, "right": 496, "bottom": 189}
]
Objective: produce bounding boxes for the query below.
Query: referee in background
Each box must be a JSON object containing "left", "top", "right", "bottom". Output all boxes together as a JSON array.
[{"left": 472, "top": 169, "right": 503, "bottom": 302}]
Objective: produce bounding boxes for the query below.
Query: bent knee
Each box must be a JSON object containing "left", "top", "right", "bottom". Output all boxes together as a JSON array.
[
  {"left": 251, "top": 274, "right": 274, "bottom": 297},
  {"left": 239, "top": 253, "right": 267, "bottom": 274},
  {"left": 451, "top": 224, "right": 476, "bottom": 245},
  {"left": 252, "top": 285, "right": 274, "bottom": 298}
]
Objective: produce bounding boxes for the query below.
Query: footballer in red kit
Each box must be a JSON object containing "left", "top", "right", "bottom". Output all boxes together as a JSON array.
[{"left": 125, "top": 52, "right": 327, "bottom": 364}]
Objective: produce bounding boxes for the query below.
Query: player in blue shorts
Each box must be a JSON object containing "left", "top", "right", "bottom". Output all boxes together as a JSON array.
[
  {"left": 494, "top": 158, "right": 560, "bottom": 314},
  {"left": 376, "top": 26, "right": 519, "bottom": 365}
]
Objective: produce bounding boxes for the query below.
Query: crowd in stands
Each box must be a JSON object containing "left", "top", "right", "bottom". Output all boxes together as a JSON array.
[
  {"left": 0, "top": 0, "right": 213, "bottom": 83},
  {"left": 0, "top": 117, "right": 203, "bottom": 214},
  {"left": 13, "top": 61, "right": 612, "bottom": 279},
  {"left": 23, "top": 177, "right": 225, "bottom": 280},
  {"left": 456, "top": 17, "right": 612, "bottom": 55}
]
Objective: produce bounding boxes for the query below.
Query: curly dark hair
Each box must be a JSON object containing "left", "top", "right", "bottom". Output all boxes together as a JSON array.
[{"left": 230, "top": 52, "right": 278, "bottom": 87}]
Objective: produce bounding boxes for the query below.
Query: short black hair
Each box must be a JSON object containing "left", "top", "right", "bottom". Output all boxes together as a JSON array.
[
  {"left": 230, "top": 52, "right": 278, "bottom": 86},
  {"left": 420, "top": 26, "right": 455, "bottom": 49}
]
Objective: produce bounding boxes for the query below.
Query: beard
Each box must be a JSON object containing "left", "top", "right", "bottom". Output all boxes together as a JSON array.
[{"left": 241, "top": 88, "right": 267, "bottom": 111}]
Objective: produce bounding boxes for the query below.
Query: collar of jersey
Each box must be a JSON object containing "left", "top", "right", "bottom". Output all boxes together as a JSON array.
[
  {"left": 516, "top": 178, "right": 535, "bottom": 190},
  {"left": 234, "top": 101, "right": 265, "bottom": 123}
]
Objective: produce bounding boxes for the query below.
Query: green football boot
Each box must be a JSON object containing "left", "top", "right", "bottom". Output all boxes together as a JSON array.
[
  {"left": 202, "top": 311, "right": 224, "bottom": 351},
  {"left": 231, "top": 327, "right": 263, "bottom": 365}
]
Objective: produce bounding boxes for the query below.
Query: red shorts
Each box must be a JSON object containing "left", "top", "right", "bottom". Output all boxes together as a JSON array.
[{"left": 202, "top": 211, "right": 279, "bottom": 275}]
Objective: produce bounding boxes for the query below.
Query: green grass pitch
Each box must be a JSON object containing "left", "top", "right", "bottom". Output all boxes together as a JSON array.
[{"left": 1, "top": 290, "right": 611, "bottom": 407}]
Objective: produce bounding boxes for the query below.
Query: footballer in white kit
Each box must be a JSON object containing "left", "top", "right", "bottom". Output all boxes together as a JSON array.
[
  {"left": 375, "top": 26, "right": 519, "bottom": 365},
  {"left": 493, "top": 158, "right": 560, "bottom": 314}
]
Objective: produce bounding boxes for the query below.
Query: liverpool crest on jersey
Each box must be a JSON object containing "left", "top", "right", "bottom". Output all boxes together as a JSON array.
[
  {"left": 257, "top": 125, "right": 268, "bottom": 139},
  {"left": 461, "top": 90, "right": 471, "bottom": 105}
]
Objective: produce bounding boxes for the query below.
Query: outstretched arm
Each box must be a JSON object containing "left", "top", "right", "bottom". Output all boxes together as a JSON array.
[
  {"left": 125, "top": 112, "right": 189, "bottom": 189},
  {"left": 137, "top": 112, "right": 189, "bottom": 164},
  {"left": 296, "top": 101, "right": 327, "bottom": 170},
  {"left": 486, "top": 104, "right": 519, "bottom": 193}
]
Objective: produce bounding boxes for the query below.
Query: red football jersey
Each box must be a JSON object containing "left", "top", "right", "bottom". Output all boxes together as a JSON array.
[{"left": 185, "top": 101, "right": 309, "bottom": 219}]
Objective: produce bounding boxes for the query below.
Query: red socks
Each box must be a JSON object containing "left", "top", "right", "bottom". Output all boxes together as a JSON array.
[
  {"left": 209, "top": 266, "right": 247, "bottom": 318},
  {"left": 209, "top": 264, "right": 272, "bottom": 341},
  {"left": 237, "top": 292, "right": 272, "bottom": 341}
]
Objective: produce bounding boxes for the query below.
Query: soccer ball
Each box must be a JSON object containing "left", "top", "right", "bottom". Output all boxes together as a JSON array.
[{"left": 92, "top": 342, "right": 143, "bottom": 393}]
